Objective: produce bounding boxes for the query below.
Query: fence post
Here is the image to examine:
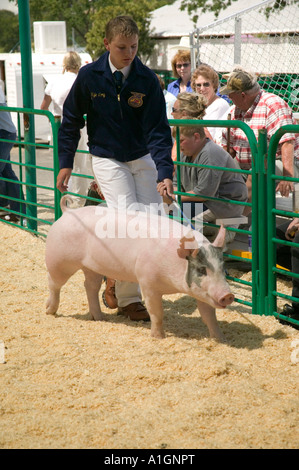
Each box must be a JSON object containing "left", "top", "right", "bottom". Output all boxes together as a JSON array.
[
  {"left": 266, "top": 130, "right": 278, "bottom": 317},
  {"left": 52, "top": 117, "right": 62, "bottom": 219},
  {"left": 257, "top": 129, "right": 268, "bottom": 314},
  {"left": 234, "top": 16, "right": 242, "bottom": 64},
  {"left": 18, "top": 0, "right": 37, "bottom": 230}
]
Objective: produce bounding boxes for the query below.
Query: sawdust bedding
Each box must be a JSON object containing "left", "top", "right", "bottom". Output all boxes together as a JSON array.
[{"left": 0, "top": 223, "right": 298, "bottom": 449}]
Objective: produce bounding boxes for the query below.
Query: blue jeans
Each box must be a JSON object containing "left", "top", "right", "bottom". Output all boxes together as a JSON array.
[{"left": 0, "top": 130, "right": 26, "bottom": 215}]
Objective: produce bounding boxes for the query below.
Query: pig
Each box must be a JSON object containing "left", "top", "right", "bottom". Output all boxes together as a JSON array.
[{"left": 45, "top": 196, "right": 234, "bottom": 341}]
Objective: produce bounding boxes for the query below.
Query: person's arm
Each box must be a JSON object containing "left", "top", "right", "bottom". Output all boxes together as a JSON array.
[
  {"left": 141, "top": 74, "right": 174, "bottom": 183},
  {"left": 40, "top": 94, "right": 52, "bottom": 110},
  {"left": 276, "top": 140, "right": 295, "bottom": 197},
  {"left": 285, "top": 217, "right": 299, "bottom": 240},
  {"left": 57, "top": 70, "right": 87, "bottom": 183},
  {"left": 157, "top": 179, "right": 175, "bottom": 203},
  {"left": 179, "top": 191, "right": 206, "bottom": 203},
  {"left": 56, "top": 168, "right": 72, "bottom": 193},
  {"left": 157, "top": 181, "right": 206, "bottom": 204}
]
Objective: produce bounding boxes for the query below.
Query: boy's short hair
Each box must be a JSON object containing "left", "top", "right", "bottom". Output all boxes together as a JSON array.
[
  {"left": 105, "top": 15, "right": 139, "bottom": 42},
  {"left": 180, "top": 124, "right": 205, "bottom": 139}
]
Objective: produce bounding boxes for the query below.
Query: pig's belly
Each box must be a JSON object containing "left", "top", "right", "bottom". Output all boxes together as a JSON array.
[{"left": 82, "top": 235, "right": 157, "bottom": 283}]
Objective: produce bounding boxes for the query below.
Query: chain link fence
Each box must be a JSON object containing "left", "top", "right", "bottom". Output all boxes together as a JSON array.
[{"left": 190, "top": 0, "right": 299, "bottom": 111}]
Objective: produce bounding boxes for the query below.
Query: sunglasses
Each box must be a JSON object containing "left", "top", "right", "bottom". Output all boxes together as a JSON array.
[
  {"left": 176, "top": 63, "right": 191, "bottom": 69},
  {"left": 195, "top": 82, "right": 211, "bottom": 88},
  {"left": 172, "top": 107, "right": 180, "bottom": 113}
]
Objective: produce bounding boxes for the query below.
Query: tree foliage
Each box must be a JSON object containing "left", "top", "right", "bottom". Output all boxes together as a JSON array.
[
  {"left": 25, "top": 0, "right": 103, "bottom": 47},
  {"left": 85, "top": 2, "right": 156, "bottom": 60},
  {"left": 180, "top": 0, "right": 296, "bottom": 23},
  {"left": 0, "top": 10, "right": 19, "bottom": 52},
  {"left": 10, "top": 0, "right": 173, "bottom": 54}
]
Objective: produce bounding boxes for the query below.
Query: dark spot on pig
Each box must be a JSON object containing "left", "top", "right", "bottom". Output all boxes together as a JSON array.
[{"left": 186, "top": 245, "right": 224, "bottom": 288}]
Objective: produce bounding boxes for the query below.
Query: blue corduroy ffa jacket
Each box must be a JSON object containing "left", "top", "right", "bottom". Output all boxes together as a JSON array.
[{"left": 58, "top": 52, "right": 174, "bottom": 181}]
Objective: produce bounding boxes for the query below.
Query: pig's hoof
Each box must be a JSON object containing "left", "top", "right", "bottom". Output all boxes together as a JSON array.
[
  {"left": 211, "top": 332, "right": 226, "bottom": 343},
  {"left": 46, "top": 310, "right": 57, "bottom": 316},
  {"left": 90, "top": 311, "right": 104, "bottom": 321},
  {"left": 151, "top": 330, "right": 165, "bottom": 339},
  {"left": 46, "top": 304, "right": 57, "bottom": 316}
]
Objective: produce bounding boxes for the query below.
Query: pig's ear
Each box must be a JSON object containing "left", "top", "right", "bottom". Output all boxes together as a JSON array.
[
  {"left": 212, "top": 224, "right": 226, "bottom": 248},
  {"left": 177, "top": 231, "right": 199, "bottom": 259}
]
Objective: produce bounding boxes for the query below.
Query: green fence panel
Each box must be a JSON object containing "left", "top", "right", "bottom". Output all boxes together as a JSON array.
[
  {"left": 267, "top": 124, "right": 299, "bottom": 329},
  {"left": 170, "top": 118, "right": 258, "bottom": 314},
  {"left": 0, "top": 106, "right": 60, "bottom": 236}
]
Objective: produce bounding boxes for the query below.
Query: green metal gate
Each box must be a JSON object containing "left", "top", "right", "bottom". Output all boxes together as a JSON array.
[{"left": 267, "top": 124, "right": 299, "bottom": 329}]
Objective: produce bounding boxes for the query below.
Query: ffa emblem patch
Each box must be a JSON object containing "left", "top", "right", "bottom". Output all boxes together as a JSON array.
[{"left": 128, "top": 92, "right": 145, "bottom": 108}]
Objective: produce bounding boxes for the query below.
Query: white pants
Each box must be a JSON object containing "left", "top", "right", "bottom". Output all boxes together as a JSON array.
[
  {"left": 92, "top": 154, "right": 163, "bottom": 307},
  {"left": 69, "top": 127, "right": 93, "bottom": 206}
]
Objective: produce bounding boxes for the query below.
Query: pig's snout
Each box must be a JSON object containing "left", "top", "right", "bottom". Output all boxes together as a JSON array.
[{"left": 219, "top": 293, "right": 234, "bottom": 307}]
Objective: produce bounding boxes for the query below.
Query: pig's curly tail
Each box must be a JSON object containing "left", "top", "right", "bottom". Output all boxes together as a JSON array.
[{"left": 60, "top": 195, "right": 74, "bottom": 213}]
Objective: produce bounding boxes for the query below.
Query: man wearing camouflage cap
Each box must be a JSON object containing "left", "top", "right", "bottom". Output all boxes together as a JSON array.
[{"left": 220, "top": 67, "right": 299, "bottom": 208}]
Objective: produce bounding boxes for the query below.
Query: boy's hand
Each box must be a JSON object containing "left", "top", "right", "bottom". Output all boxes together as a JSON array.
[
  {"left": 157, "top": 178, "right": 174, "bottom": 203},
  {"left": 57, "top": 168, "right": 72, "bottom": 193}
]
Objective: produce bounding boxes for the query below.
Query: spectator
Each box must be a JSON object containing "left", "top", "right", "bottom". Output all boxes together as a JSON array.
[
  {"left": 157, "top": 123, "right": 248, "bottom": 244},
  {"left": 0, "top": 87, "right": 25, "bottom": 222},
  {"left": 167, "top": 50, "right": 193, "bottom": 97},
  {"left": 40, "top": 51, "right": 82, "bottom": 117},
  {"left": 170, "top": 92, "right": 212, "bottom": 160},
  {"left": 220, "top": 67, "right": 299, "bottom": 211},
  {"left": 41, "top": 51, "right": 93, "bottom": 206},
  {"left": 56, "top": 15, "right": 174, "bottom": 322},
  {"left": 156, "top": 74, "right": 176, "bottom": 121},
  {"left": 191, "top": 64, "right": 230, "bottom": 143},
  {"left": 276, "top": 218, "right": 299, "bottom": 329}
]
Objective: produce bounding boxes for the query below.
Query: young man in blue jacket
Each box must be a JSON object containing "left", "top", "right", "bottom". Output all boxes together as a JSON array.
[{"left": 57, "top": 15, "right": 174, "bottom": 321}]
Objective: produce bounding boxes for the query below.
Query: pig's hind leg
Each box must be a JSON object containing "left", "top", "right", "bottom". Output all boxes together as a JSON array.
[
  {"left": 46, "top": 264, "right": 78, "bottom": 316},
  {"left": 46, "top": 272, "right": 64, "bottom": 315},
  {"left": 83, "top": 268, "right": 104, "bottom": 321}
]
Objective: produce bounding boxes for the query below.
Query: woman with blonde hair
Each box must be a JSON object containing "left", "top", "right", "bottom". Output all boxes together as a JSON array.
[
  {"left": 62, "top": 51, "right": 82, "bottom": 74},
  {"left": 167, "top": 50, "right": 193, "bottom": 96},
  {"left": 41, "top": 51, "right": 82, "bottom": 117},
  {"left": 171, "top": 92, "right": 213, "bottom": 160},
  {"left": 172, "top": 91, "right": 208, "bottom": 119}
]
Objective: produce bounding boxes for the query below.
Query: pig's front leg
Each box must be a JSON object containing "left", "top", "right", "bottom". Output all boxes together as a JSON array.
[
  {"left": 196, "top": 300, "right": 225, "bottom": 342},
  {"left": 83, "top": 269, "right": 104, "bottom": 321},
  {"left": 142, "top": 289, "right": 165, "bottom": 339}
]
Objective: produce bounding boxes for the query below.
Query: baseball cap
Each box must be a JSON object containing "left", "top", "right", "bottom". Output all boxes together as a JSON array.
[{"left": 220, "top": 68, "right": 257, "bottom": 95}]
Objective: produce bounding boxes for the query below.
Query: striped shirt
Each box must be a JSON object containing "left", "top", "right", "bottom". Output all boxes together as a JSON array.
[{"left": 222, "top": 91, "right": 299, "bottom": 170}]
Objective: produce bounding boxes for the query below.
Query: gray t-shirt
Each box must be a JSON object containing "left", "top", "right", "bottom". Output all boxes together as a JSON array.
[{"left": 174, "top": 139, "right": 248, "bottom": 218}]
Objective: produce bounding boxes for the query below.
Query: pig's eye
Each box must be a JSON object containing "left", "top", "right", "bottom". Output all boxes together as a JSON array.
[{"left": 197, "top": 266, "right": 207, "bottom": 276}]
